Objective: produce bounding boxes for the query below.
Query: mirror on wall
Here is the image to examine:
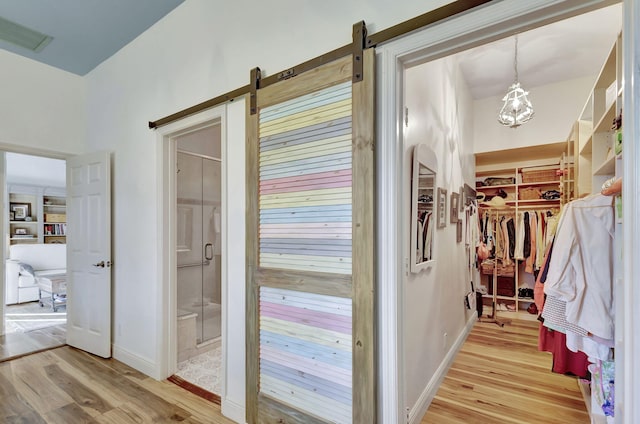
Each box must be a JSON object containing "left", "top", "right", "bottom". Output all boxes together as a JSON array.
[{"left": 410, "top": 144, "right": 438, "bottom": 272}]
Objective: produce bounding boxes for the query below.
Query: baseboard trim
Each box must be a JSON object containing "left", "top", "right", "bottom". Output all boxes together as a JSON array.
[
  {"left": 406, "top": 312, "right": 477, "bottom": 424},
  {"left": 221, "top": 398, "right": 246, "bottom": 424},
  {"left": 112, "top": 344, "right": 157, "bottom": 378}
]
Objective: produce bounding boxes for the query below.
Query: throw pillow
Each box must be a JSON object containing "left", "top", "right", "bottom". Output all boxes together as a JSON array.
[{"left": 19, "top": 262, "right": 35, "bottom": 277}]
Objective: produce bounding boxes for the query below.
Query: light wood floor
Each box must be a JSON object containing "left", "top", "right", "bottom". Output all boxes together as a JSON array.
[
  {"left": 0, "top": 324, "right": 66, "bottom": 363},
  {"left": 0, "top": 345, "right": 234, "bottom": 423},
  {"left": 2, "top": 320, "right": 589, "bottom": 423},
  {"left": 421, "top": 319, "right": 590, "bottom": 424}
]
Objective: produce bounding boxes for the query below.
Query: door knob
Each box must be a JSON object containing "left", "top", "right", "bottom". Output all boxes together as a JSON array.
[{"left": 93, "top": 261, "right": 105, "bottom": 268}]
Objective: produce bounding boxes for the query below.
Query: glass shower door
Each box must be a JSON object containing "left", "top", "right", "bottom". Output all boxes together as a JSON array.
[
  {"left": 202, "top": 156, "right": 221, "bottom": 342},
  {"left": 176, "top": 151, "right": 221, "bottom": 344}
]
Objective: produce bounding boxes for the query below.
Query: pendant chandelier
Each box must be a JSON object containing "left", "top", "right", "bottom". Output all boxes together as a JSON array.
[{"left": 498, "top": 35, "right": 534, "bottom": 128}]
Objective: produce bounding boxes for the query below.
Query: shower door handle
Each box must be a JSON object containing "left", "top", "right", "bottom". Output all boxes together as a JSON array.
[{"left": 204, "top": 243, "right": 213, "bottom": 261}]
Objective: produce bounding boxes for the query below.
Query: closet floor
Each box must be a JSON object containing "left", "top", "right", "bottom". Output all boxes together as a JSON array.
[{"left": 421, "top": 319, "right": 589, "bottom": 424}]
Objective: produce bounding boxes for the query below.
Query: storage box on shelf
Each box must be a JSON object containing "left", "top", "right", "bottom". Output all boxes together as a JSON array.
[
  {"left": 521, "top": 168, "right": 557, "bottom": 183},
  {"left": 518, "top": 165, "right": 562, "bottom": 205}
]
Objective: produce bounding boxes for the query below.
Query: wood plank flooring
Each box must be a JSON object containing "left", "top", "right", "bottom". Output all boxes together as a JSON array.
[
  {"left": 0, "top": 345, "right": 235, "bottom": 423},
  {"left": 421, "top": 319, "right": 589, "bottom": 424},
  {"left": 2, "top": 320, "right": 589, "bottom": 423},
  {"left": 0, "top": 324, "right": 66, "bottom": 363}
]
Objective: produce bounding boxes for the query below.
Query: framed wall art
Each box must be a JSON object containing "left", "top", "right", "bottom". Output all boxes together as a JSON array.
[
  {"left": 10, "top": 203, "right": 30, "bottom": 221},
  {"left": 437, "top": 187, "right": 447, "bottom": 228},
  {"left": 450, "top": 192, "right": 459, "bottom": 223}
]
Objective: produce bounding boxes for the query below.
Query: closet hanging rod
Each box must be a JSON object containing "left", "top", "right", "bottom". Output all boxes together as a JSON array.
[
  {"left": 516, "top": 205, "right": 561, "bottom": 210},
  {"left": 148, "top": 0, "right": 492, "bottom": 129}
]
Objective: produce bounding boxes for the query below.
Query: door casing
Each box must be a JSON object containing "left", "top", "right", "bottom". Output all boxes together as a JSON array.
[
  {"left": 156, "top": 105, "right": 227, "bottom": 381},
  {"left": 376, "top": 0, "right": 630, "bottom": 422}
]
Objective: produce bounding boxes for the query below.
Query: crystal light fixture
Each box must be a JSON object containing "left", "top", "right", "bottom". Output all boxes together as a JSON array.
[{"left": 498, "top": 35, "right": 534, "bottom": 128}]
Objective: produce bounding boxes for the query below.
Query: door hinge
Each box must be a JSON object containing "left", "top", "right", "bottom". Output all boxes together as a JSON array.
[{"left": 405, "top": 107, "right": 409, "bottom": 127}]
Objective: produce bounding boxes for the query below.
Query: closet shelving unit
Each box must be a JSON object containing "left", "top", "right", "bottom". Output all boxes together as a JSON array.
[
  {"left": 475, "top": 163, "right": 563, "bottom": 321},
  {"left": 573, "top": 34, "right": 621, "bottom": 198},
  {"left": 559, "top": 147, "right": 575, "bottom": 205}
]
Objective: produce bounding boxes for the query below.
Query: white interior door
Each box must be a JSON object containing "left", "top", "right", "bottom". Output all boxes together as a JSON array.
[
  {"left": 0, "top": 152, "right": 5, "bottom": 336},
  {"left": 66, "top": 151, "right": 111, "bottom": 358}
]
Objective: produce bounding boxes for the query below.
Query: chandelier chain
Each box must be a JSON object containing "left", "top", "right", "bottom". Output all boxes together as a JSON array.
[
  {"left": 497, "top": 33, "right": 534, "bottom": 128},
  {"left": 514, "top": 35, "right": 519, "bottom": 82}
]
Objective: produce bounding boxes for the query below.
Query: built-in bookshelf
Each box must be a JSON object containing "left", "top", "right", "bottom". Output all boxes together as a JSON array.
[{"left": 7, "top": 186, "right": 66, "bottom": 245}]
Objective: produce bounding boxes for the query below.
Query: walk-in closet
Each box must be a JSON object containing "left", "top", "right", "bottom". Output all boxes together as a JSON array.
[
  {"left": 400, "top": 3, "right": 623, "bottom": 423},
  {"left": 469, "top": 10, "right": 622, "bottom": 424}
]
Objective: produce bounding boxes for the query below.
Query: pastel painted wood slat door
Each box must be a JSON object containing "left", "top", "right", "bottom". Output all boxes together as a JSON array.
[{"left": 247, "top": 50, "right": 375, "bottom": 424}]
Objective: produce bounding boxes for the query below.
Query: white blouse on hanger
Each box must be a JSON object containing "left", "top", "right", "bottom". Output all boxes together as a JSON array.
[{"left": 544, "top": 194, "right": 615, "bottom": 341}]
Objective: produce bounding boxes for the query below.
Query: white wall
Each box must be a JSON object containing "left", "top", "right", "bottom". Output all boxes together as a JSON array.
[
  {"left": 473, "top": 75, "right": 595, "bottom": 153},
  {"left": 403, "top": 55, "right": 476, "bottom": 415},
  {"left": 0, "top": 50, "right": 85, "bottom": 156},
  {"left": 81, "top": 0, "right": 456, "bottom": 421},
  {"left": 6, "top": 153, "right": 66, "bottom": 188}
]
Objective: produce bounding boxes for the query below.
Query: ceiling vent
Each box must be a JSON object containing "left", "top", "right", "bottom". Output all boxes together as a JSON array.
[{"left": 0, "top": 16, "right": 52, "bottom": 52}]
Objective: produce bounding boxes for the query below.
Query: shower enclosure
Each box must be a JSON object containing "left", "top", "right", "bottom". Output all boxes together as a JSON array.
[{"left": 176, "top": 126, "right": 222, "bottom": 345}]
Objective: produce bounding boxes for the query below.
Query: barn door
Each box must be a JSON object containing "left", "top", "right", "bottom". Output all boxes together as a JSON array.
[{"left": 246, "top": 48, "right": 375, "bottom": 423}]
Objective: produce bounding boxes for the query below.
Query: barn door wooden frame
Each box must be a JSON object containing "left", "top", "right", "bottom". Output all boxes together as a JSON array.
[{"left": 246, "top": 46, "right": 375, "bottom": 423}]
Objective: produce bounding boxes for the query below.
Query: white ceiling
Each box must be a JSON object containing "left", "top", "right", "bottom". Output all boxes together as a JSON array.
[
  {"left": 6, "top": 153, "right": 66, "bottom": 188},
  {"left": 456, "top": 3, "right": 622, "bottom": 99}
]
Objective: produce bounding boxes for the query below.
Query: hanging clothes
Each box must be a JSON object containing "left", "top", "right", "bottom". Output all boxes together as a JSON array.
[
  {"left": 506, "top": 217, "right": 515, "bottom": 260},
  {"left": 534, "top": 236, "right": 590, "bottom": 377},
  {"left": 535, "top": 211, "right": 546, "bottom": 270},
  {"left": 525, "top": 211, "right": 537, "bottom": 273},
  {"left": 422, "top": 211, "right": 433, "bottom": 261},
  {"left": 514, "top": 211, "right": 525, "bottom": 260},
  {"left": 544, "top": 194, "right": 615, "bottom": 341},
  {"left": 500, "top": 216, "right": 512, "bottom": 265},
  {"left": 523, "top": 212, "right": 531, "bottom": 259},
  {"left": 545, "top": 212, "right": 559, "bottom": 246},
  {"left": 538, "top": 325, "right": 590, "bottom": 378}
]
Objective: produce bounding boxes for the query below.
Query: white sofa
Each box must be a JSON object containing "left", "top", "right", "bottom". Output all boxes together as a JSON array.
[{"left": 5, "top": 243, "right": 66, "bottom": 305}]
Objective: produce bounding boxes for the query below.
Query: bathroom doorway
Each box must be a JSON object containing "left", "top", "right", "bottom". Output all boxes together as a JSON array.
[{"left": 174, "top": 124, "right": 223, "bottom": 396}]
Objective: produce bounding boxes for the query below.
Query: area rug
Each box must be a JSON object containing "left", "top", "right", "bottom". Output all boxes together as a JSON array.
[
  {"left": 173, "top": 345, "right": 222, "bottom": 397},
  {"left": 5, "top": 301, "right": 67, "bottom": 334}
]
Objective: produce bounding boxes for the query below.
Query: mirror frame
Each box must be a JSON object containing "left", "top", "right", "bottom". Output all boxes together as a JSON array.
[{"left": 410, "top": 144, "right": 438, "bottom": 273}]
